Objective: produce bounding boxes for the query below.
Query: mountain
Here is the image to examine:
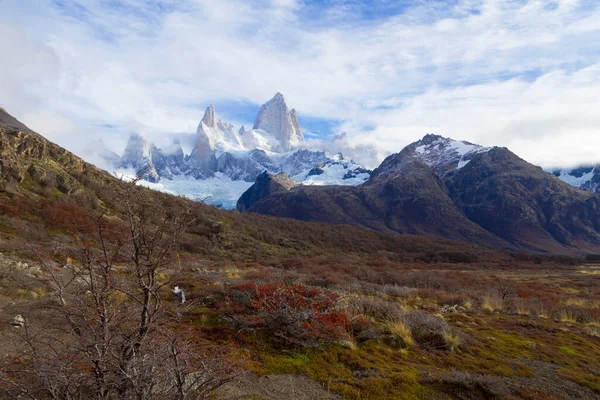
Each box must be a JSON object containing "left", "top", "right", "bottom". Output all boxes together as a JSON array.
[
  {"left": 238, "top": 134, "right": 600, "bottom": 254},
  {"left": 97, "top": 93, "right": 370, "bottom": 208},
  {"left": 237, "top": 171, "right": 299, "bottom": 212},
  {"left": 0, "top": 105, "right": 506, "bottom": 263},
  {"left": 551, "top": 165, "right": 600, "bottom": 194},
  {"left": 400, "top": 134, "right": 490, "bottom": 177},
  {"left": 252, "top": 92, "right": 304, "bottom": 151},
  {"left": 118, "top": 134, "right": 160, "bottom": 181},
  {"left": 237, "top": 155, "right": 510, "bottom": 249}
]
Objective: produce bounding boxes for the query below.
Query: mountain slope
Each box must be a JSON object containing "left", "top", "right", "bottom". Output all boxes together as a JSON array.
[
  {"left": 239, "top": 135, "right": 600, "bottom": 254},
  {"left": 239, "top": 157, "right": 511, "bottom": 249},
  {"left": 0, "top": 113, "right": 114, "bottom": 196},
  {"left": 447, "top": 148, "right": 600, "bottom": 252}
]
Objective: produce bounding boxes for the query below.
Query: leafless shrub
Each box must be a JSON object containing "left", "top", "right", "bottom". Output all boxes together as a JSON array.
[
  {"left": 0, "top": 178, "right": 239, "bottom": 399},
  {"left": 383, "top": 284, "right": 418, "bottom": 298},
  {"left": 346, "top": 296, "right": 403, "bottom": 322},
  {"left": 403, "top": 311, "right": 474, "bottom": 351},
  {"left": 404, "top": 311, "right": 449, "bottom": 348}
]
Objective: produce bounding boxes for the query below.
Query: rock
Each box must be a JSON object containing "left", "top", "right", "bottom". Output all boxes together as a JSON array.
[
  {"left": 173, "top": 286, "right": 186, "bottom": 305},
  {"left": 441, "top": 305, "right": 458, "bottom": 313},
  {"left": 25, "top": 266, "right": 41, "bottom": 277},
  {"left": 11, "top": 314, "right": 25, "bottom": 327}
]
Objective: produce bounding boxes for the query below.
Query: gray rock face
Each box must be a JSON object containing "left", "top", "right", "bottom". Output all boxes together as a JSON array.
[
  {"left": 119, "top": 135, "right": 189, "bottom": 182},
  {"left": 253, "top": 93, "right": 304, "bottom": 151},
  {"left": 190, "top": 106, "right": 216, "bottom": 162},
  {"left": 118, "top": 134, "right": 160, "bottom": 182},
  {"left": 152, "top": 139, "right": 187, "bottom": 179},
  {"left": 279, "top": 150, "right": 329, "bottom": 177},
  {"left": 216, "top": 151, "right": 270, "bottom": 182}
]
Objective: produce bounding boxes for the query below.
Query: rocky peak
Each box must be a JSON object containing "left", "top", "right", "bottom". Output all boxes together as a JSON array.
[
  {"left": 253, "top": 93, "right": 304, "bottom": 151},
  {"left": 236, "top": 171, "right": 298, "bottom": 212},
  {"left": 202, "top": 105, "right": 216, "bottom": 127},
  {"left": 121, "top": 134, "right": 152, "bottom": 162},
  {"left": 190, "top": 104, "right": 243, "bottom": 163},
  {"left": 403, "top": 134, "right": 491, "bottom": 177},
  {"left": 239, "top": 125, "right": 246, "bottom": 135},
  {"left": 119, "top": 134, "right": 159, "bottom": 181}
]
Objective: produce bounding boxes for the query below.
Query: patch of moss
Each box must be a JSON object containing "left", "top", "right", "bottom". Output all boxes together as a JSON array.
[{"left": 559, "top": 346, "right": 579, "bottom": 356}]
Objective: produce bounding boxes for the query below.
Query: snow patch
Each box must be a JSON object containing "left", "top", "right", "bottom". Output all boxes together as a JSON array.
[
  {"left": 409, "top": 135, "right": 490, "bottom": 175},
  {"left": 553, "top": 167, "right": 596, "bottom": 188}
]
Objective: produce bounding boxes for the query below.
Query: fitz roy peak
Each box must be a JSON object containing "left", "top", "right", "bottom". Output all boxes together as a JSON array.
[
  {"left": 108, "top": 93, "right": 370, "bottom": 207},
  {"left": 253, "top": 92, "right": 304, "bottom": 151}
]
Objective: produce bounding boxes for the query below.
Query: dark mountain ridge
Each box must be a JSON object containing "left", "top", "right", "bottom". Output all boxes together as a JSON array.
[{"left": 239, "top": 136, "right": 600, "bottom": 255}]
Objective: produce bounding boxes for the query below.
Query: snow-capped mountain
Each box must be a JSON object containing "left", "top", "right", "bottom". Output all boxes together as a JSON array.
[
  {"left": 403, "top": 134, "right": 491, "bottom": 177},
  {"left": 101, "top": 93, "right": 370, "bottom": 208},
  {"left": 118, "top": 134, "right": 160, "bottom": 181},
  {"left": 551, "top": 165, "right": 600, "bottom": 194},
  {"left": 252, "top": 92, "right": 303, "bottom": 151}
]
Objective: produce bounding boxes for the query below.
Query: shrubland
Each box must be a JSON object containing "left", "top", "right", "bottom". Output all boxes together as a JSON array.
[{"left": 0, "top": 170, "right": 599, "bottom": 398}]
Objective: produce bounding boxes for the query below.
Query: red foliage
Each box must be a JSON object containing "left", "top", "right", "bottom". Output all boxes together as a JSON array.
[
  {"left": 223, "top": 283, "right": 349, "bottom": 348},
  {"left": 40, "top": 201, "right": 96, "bottom": 234}
]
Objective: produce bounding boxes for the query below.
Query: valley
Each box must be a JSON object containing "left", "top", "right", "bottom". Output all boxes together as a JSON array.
[{"left": 1, "top": 108, "right": 600, "bottom": 399}]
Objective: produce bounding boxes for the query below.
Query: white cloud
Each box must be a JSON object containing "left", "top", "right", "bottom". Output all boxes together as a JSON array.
[{"left": 0, "top": 0, "right": 598, "bottom": 168}]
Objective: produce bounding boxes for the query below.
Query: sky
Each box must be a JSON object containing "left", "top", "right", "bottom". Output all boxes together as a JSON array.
[{"left": 1, "top": 0, "right": 599, "bottom": 169}]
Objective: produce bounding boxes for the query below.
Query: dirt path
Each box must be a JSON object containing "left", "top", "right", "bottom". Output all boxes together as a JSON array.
[{"left": 217, "top": 373, "right": 342, "bottom": 400}]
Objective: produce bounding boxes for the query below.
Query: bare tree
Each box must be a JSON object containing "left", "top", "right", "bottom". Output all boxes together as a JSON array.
[{"left": 0, "top": 179, "right": 239, "bottom": 399}]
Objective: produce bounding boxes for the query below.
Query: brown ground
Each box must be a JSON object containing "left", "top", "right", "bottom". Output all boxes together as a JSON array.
[{"left": 217, "top": 373, "right": 341, "bottom": 400}]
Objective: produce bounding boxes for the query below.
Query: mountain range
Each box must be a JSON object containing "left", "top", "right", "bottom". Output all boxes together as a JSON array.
[
  {"left": 3, "top": 99, "right": 600, "bottom": 255},
  {"left": 87, "top": 93, "right": 369, "bottom": 207},
  {"left": 238, "top": 134, "right": 600, "bottom": 254},
  {"left": 83, "top": 93, "right": 600, "bottom": 209}
]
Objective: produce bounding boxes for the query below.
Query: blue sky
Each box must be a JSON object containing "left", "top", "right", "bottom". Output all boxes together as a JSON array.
[{"left": 1, "top": 0, "right": 600, "bottom": 168}]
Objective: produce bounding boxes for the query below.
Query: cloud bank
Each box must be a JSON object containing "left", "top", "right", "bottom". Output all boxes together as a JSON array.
[{"left": 0, "top": 0, "right": 599, "bottom": 168}]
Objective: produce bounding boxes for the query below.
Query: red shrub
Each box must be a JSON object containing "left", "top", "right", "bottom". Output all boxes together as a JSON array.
[{"left": 222, "top": 283, "right": 349, "bottom": 348}]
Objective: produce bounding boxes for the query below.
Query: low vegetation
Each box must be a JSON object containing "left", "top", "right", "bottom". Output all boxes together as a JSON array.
[{"left": 0, "top": 169, "right": 599, "bottom": 398}]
